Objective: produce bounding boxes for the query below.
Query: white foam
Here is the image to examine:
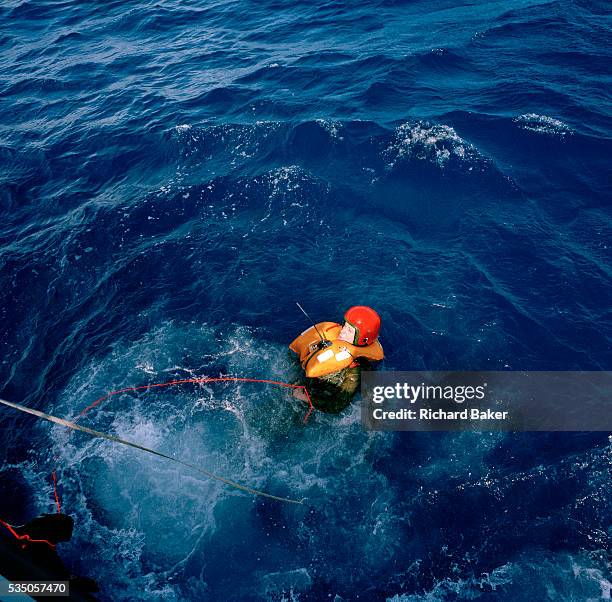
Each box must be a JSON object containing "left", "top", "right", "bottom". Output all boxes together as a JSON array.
[
  {"left": 315, "top": 118, "right": 343, "bottom": 140},
  {"left": 514, "top": 113, "right": 573, "bottom": 136},
  {"left": 386, "top": 121, "right": 477, "bottom": 168}
]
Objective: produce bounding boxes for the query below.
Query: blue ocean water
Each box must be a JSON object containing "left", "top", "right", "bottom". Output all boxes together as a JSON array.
[{"left": 1, "top": 0, "right": 611, "bottom": 599}]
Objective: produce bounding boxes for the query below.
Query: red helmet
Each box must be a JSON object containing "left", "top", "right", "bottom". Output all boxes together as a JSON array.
[{"left": 342, "top": 306, "right": 381, "bottom": 346}]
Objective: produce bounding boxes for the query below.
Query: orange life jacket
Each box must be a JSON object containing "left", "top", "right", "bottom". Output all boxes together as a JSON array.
[{"left": 289, "top": 322, "right": 384, "bottom": 378}]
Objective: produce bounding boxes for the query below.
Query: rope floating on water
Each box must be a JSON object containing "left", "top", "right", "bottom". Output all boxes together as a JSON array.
[
  {"left": 77, "top": 376, "right": 314, "bottom": 424},
  {"left": 0, "top": 398, "right": 305, "bottom": 506}
]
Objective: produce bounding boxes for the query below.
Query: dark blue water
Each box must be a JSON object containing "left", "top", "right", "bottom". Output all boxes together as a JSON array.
[{"left": 1, "top": 0, "right": 611, "bottom": 600}]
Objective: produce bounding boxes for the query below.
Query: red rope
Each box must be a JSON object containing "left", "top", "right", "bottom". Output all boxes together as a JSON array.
[
  {"left": 0, "top": 472, "right": 62, "bottom": 550},
  {"left": 51, "top": 471, "right": 61, "bottom": 514},
  {"left": 77, "top": 376, "right": 314, "bottom": 424},
  {"left": 0, "top": 517, "right": 56, "bottom": 550}
]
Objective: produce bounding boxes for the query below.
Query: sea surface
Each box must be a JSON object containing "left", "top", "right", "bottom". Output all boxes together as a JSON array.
[{"left": 1, "top": 0, "right": 611, "bottom": 600}]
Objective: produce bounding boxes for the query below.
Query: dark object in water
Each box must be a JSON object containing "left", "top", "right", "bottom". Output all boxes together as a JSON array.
[
  {"left": 0, "top": 513, "right": 99, "bottom": 601},
  {"left": 305, "top": 366, "right": 361, "bottom": 413},
  {"left": 15, "top": 513, "right": 73, "bottom": 545}
]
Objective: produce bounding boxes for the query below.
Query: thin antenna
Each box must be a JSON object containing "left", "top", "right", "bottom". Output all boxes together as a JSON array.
[{"left": 296, "top": 301, "right": 329, "bottom": 345}]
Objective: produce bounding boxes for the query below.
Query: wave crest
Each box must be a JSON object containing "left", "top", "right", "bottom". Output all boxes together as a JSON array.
[
  {"left": 513, "top": 113, "right": 573, "bottom": 136},
  {"left": 385, "top": 122, "right": 478, "bottom": 168}
]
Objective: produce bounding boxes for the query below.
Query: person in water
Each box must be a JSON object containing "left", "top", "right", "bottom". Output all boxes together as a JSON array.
[{"left": 290, "top": 306, "right": 384, "bottom": 412}]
